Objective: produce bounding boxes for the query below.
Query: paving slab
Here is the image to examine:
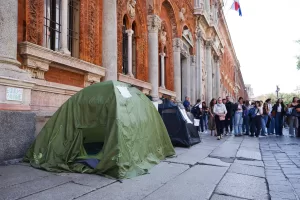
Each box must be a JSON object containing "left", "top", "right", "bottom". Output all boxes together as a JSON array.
[
  {"left": 210, "top": 194, "right": 244, "bottom": 200},
  {"left": 20, "top": 182, "right": 94, "bottom": 200},
  {"left": 76, "top": 162, "right": 189, "bottom": 200},
  {"left": 215, "top": 172, "right": 268, "bottom": 200},
  {"left": 57, "top": 173, "right": 115, "bottom": 188},
  {"left": 228, "top": 163, "right": 265, "bottom": 178},
  {"left": 236, "top": 149, "right": 262, "bottom": 161},
  {"left": 143, "top": 165, "right": 228, "bottom": 200},
  {"left": 166, "top": 148, "right": 212, "bottom": 165},
  {"left": 0, "top": 175, "right": 70, "bottom": 200},
  {"left": 198, "top": 157, "right": 231, "bottom": 167},
  {"left": 0, "top": 165, "right": 51, "bottom": 188},
  {"left": 210, "top": 142, "right": 241, "bottom": 159},
  {"left": 234, "top": 159, "right": 264, "bottom": 167}
]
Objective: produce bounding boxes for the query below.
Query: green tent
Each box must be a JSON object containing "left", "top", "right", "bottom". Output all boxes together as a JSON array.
[{"left": 24, "top": 81, "right": 175, "bottom": 179}]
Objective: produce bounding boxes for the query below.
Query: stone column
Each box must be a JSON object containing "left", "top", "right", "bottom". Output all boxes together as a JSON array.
[
  {"left": 103, "top": 1, "right": 118, "bottom": 81},
  {"left": 160, "top": 53, "right": 166, "bottom": 88},
  {"left": 126, "top": 29, "right": 134, "bottom": 77},
  {"left": 59, "top": 0, "right": 71, "bottom": 55},
  {"left": 191, "top": 55, "right": 196, "bottom": 104},
  {"left": 205, "top": 40, "right": 212, "bottom": 102},
  {"left": 215, "top": 57, "right": 221, "bottom": 98},
  {"left": 182, "top": 55, "right": 191, "bottom": 101},
  {"left": 195, "top": 29, "right": 202, "bottom": 100},
  {"left": 0, "top": 1, "right": 31, "bottom": 81},
  {"left": 147, "top": 15, "right": 161, "bottom": 102},
  {"left": 173, "top": 38, "right": 182, "bottom": 101},
  {"left": 205, "top": 0, "right": 210, "bottom": 14}
]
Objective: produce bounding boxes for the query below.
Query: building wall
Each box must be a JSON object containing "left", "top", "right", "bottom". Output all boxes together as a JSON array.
[{"left": 11, "top": 0, "right": 247, "bottom": 117}]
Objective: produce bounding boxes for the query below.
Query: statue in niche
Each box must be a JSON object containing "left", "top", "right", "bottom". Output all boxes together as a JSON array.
[
  {"left": 160, "top": 30, "right": 167, "bottom": 47},
  {"left": 179, "top": 8, "right": 186, "bottom": 22},
  {"left": 127, "top": 0, "right": 136, "bottom": 18}
]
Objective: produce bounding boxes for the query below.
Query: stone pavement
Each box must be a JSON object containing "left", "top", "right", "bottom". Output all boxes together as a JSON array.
[
  {"left": 0, "top": 132, "right": 270, "bottom": 200},
  {"left": 260, "top": 128, "right": 300, "bottom": 200}
]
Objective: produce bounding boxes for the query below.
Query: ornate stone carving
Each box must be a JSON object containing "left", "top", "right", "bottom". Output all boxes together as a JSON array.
[
  {"left": 84, "top": 73, "right": 102, "bottom": 87},
  {"left": 179, "top": 8, "right": 186, "bottom": 22},
  {"left": 147, "top": 15, "right": 161, "bottom": 32},
  {"left": 195, "top": 28, "right": 203, "bottom": 40},
  {"left": 173, "top": 38, "right": 183, "bottom": 52},
  {"left": 22, "top": 56, "right": 50, "bottom": 80},
  {"left": 127, "top": 0, "right": 136, "bottom": 18},
  {"left": 27, "top": 0, "right": 43, "bottom": 45},
  {"left": 205, "top": 40, "right": 213, "bottom": 47},
  {"left": 160, "top": 31, "right": 167, "bottom": 47},
  {"left": 191, "top": 55, "right": 196, "bottom": 64}
]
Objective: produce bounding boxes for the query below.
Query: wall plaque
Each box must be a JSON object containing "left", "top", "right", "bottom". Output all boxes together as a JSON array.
[{"left": 6, "top": 87, "right": 23, "bottom": 101}]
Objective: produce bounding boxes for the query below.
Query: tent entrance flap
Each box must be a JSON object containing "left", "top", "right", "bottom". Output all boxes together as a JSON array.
[{"left": 82, "top": 125, "right": 106, "bottom": 156}]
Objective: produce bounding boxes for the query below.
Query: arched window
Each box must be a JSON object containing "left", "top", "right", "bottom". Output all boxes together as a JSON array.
[
  {"left": 132, "top": 21, "right": 137, "bottom": 78},
  {"left": 122, "top": 17, "right": 128, "bottom": 75}
]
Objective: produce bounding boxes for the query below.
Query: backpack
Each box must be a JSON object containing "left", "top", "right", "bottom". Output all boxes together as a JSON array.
[
  {"left": 248, "top": 107, "right": 258, "bottom": 118},
  {"left": 191, "top": 104, "right": 201, "bottom": 118}
]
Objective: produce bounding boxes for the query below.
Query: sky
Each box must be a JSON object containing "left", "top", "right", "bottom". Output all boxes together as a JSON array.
[{"left": 223, "top": 0, "right": 300, "bottom": 97}]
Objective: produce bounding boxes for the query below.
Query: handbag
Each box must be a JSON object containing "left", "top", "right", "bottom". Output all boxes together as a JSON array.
[{"left": 219, "top": 115, "right": 225, "bottom": 121}]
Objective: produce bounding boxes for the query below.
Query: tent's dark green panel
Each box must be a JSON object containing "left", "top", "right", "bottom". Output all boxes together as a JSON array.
[{"left": 24, "top": 81, "right": 175, "bottom": 179}]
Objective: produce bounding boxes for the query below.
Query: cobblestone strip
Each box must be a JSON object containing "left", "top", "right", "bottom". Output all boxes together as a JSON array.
[{"left": 260, "top": 137, "right": 300, "bottom": 200}]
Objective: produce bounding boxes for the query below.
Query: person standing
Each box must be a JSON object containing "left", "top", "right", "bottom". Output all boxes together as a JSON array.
[
  {"left": 254, "top": 101, "right": 263, "bottom": 137},
  {"left": 208, "top": 98, "right": 217, "bottom": 136},
  {"left": 272, "top": 98, "right": 285, "bottom": 136},
  {"left": 191, "top": 99, "right": 203, "bottom": 133},
  {"left": 296, "top": 99, "right": 300, "bottom": 137},
  {"left": 261, "top": 102, "right": 269, "bottom": 136},
  {"left": 233, "top": 97, "right": 246, "bottom": 136},
  {"left": 287, "top": 97, "right": 299, "bottom": 137},
  {"left": 243, "top": 100, "right": 251, "bottom": 135},
  {"left": 266, "top": 99, "right": 275, "bottom": 135},
  {"left": 202, "top": 102, "right": 208, "bottom": 132},
  {"left": 183, "top": 96, "right": 191, "bottom": 112},
  {"left": 225, "top": 96, "right": 234, "bottom": 135},
  {"left": 214, "top": 97, "right": 227, "bottom": 140}
]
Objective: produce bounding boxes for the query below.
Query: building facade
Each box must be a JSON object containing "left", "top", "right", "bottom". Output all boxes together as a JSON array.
[{"left": 0, "top": 0, "right": 247, "bottom": 161}]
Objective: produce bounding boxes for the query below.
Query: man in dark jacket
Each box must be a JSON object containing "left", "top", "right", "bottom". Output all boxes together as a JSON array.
[{"left": 225, "top": 96, "right": 234, "bottom": 135}]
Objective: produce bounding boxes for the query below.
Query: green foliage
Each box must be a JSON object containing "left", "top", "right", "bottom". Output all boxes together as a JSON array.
[{"left": 255, "top": 93, "right": 299, "bottom": 105}]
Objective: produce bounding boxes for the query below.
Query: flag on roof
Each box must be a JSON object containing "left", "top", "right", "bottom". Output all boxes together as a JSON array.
[{"left": 231, "top": 0, "right": 242, "bottom": 16}]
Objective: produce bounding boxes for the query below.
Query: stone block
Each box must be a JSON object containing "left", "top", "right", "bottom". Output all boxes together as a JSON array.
[{"left": 0, "top": 111, "right": 35, "bottom": 164}]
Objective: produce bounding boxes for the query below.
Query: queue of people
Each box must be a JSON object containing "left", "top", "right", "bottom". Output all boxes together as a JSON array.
[{"left": 183, "top": 96, "right": 300, "bottom": 140}]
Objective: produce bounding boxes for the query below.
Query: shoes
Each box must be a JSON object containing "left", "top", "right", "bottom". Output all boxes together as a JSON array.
[
  {"left": 250, "top": 134, "right": 254, "bottom": 137},
  {"left": 261, "top": 134, "right": 267, "bottom": 137},
  {"left": 217, "top": 136, "right": 221, "bottom": 140}
]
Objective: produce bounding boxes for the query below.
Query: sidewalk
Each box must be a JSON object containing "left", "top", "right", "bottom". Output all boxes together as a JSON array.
[{"left": 0, "top": 132, "right": 270, "bottom": 200}]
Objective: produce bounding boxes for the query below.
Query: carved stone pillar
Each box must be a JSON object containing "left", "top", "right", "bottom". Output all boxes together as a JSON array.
[
  {"left": 182, "top": 55, "right": 191, "bottom": 101},
  {"left": 126, "top": 29, "right": 134, "bottom": 77},
  {"left": 173, "top": 38, "right": 182, "bottom": 101},
  {"left": 0, "top": 1, "right": 31, "bottom": 81},
  {"left": 191, "top": 55, "right": 196, "bottom": 104},
  {"left": 195, "top": 29, "right": 203, "bottom": 100},
  {"left": 205, "top": 40, "right": 212, "bottom": 103},
  {"left": 147, "top": 15, "right": 161, "bottom": 102},
  {"left": 103, "top": 1, "right": 118, "bottom": 81},
  {"left": 215, "top": 57, "right": 221, "bottom": 98},
  {"left": 60, "top": 0, "right": 71, "bottom": 55},
  {"left": 160, "top": 53, "right": 166, "bottom": 88},
  {"left": 205, "top": 0, "right": 210, "bottom": 14}
]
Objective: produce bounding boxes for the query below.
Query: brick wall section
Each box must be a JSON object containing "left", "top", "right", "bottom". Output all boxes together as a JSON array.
[{"left": 44, "top": 67, "right": 84, "bottom": 88}]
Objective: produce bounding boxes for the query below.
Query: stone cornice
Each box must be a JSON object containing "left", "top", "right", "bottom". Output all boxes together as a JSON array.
[{"left": 19, "top": 42, "right": 106, "bottom": 77}]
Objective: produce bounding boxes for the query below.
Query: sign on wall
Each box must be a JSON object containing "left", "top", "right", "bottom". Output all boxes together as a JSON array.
[{"left": 6, "top": 87, "right": 23, "bottom": 101}]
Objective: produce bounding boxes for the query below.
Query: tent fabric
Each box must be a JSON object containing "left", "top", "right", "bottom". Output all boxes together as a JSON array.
[
  {"left": 24, "top": 81, "right": 175, "bottom": 179},
  {"left": 158, "top": 99, "right": 201, "bottom": 147}
]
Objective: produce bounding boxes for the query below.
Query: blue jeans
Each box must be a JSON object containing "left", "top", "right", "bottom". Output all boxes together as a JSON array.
[
  {"left": 242, "top": 116, "right": 246, "bottom": 132},
  {"left": 203, "top": 114, "right": 208, "bottom": 130},
  {"left": 275, "top": 112, "right": 283, "bottom": 135},
  {"left": 234, "top": 112, "right": 243, "bottom": 135},
  {"left": 261, "top": 115, "right": 268, "bottom": 135},
  {"left": 268, "top": 117, "right": 275, "bottom": 134},
  {"left": 244, "top": 115, "right": 250, "bottom": 134}
]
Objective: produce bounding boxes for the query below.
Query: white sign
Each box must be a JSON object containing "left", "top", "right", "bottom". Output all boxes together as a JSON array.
[
  {"left": 116, "top": 86, "right": 132, "bottom": 98},
  {"left": 6, "top": 87, "right": 23, "bottom": 101},
  {"left": 152, "top": 102, "right": 158, "bottom": 111}
]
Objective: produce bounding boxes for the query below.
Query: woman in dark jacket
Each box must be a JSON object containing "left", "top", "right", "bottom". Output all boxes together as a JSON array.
[{"left": 272, "top": 98, "right": 285, "bottom": 136}]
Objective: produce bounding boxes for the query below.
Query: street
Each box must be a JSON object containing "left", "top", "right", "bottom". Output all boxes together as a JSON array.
[{"left": 1, "top": 129, "right": 300, "bottom": 200}]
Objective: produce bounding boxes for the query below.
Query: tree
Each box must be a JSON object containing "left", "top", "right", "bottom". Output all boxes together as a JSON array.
[
  {"left": 297, "top": 40, "right": 300, "bottom": 70},
  {"left": 256, "top": 92, "right": 299, "bottom": 105}
]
